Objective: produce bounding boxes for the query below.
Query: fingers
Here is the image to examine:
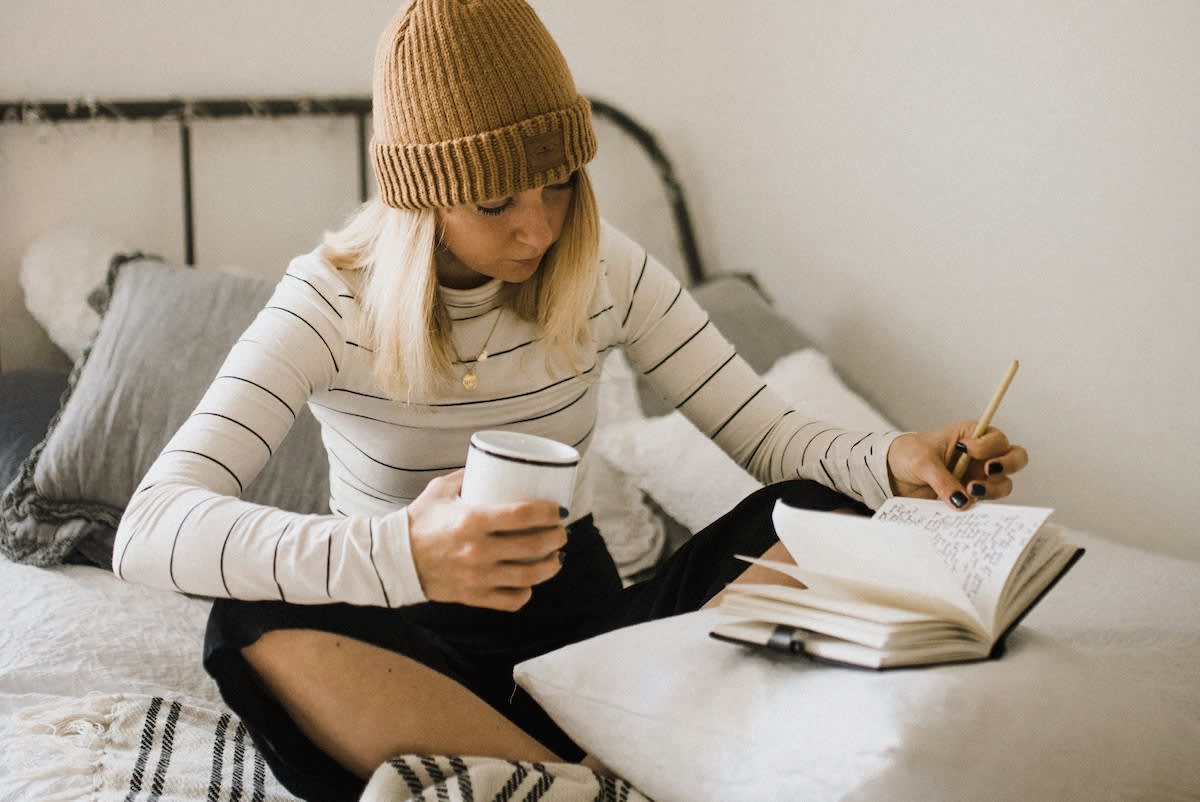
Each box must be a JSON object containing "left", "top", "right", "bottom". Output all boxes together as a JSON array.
[
  {"left": 477, "top": 498, "right": 566, "bottom": 534},
  {"left": 982, "top": 445, "right": 1028, "bottom": 478},
  {"left": 425, "top": 469, "right": 466, "bottom": 499},
  {"left": 963, "top": 475, "right": 1014, "bottom": 502},
  {"left": 889, "top": 424, "right": 1029, "bottom": 510},
  {"left": 443, "top": 527, "right": 565, "bottom": 610},
  {"left": 957, "top": 427, "right": 1010, "bottom": 460},
  {"left": 455, "top": 503, "right": 567, "bottom": 608},
  {"left": 919, "top": 459, "right": 974, "bottom": 510},
  {"left": 491, "top": 548, "right": 565, "bottom": 588},
  {"left": 407, "top": 477, "right": 568, "bottom": 610},
  {"left": 478, "top": 587, "right": 534, "bottom": 613},
  {"left": 478, "top": 524, "right": 568, "bottom": 565},
  {"left": 957, "top": 428, "right": 1029, "bottom": 488},
  {"left": 454, "top": 547, "right": 564, "bottom": 611}
]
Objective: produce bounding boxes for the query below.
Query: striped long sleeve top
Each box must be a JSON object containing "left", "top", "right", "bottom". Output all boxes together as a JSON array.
[{"left": 113, "top": 221, "right": 899, "bottom": 607}]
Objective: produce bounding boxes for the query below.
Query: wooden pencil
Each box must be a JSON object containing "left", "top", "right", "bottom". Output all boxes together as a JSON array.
[{"left": 952, "top": 360, "right": 1019, "bottom": 480}]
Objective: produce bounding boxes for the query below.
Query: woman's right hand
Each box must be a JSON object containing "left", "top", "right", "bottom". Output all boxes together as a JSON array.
[{"left": 403, "top": 469, "right": 568, "bottom": 611}]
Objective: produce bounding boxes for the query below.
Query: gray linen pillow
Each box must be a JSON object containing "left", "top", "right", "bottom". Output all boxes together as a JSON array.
[{"left": 0, "top": 256, "right": 329, "bottom": 567}]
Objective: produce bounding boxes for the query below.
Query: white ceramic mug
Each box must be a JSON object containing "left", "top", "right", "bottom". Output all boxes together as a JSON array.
[{"left": 460, "top": 430, "right": 580, "bottom": 510}]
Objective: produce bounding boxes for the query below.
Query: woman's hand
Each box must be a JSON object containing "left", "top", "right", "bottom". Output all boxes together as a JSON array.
[
  {"left": 887, "top": 421, "right": 1028, "bottom": 509},
  {"left": 404, "top": 469, "right": 567, "bottom": 611}
]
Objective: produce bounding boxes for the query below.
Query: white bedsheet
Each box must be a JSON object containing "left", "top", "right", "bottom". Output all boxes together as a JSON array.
[
  {"left": 0, "top": 559, "right": 220, "bottom": 720},
  {"left": 7, "top": 526, "right": 1197, "bottom": 802}
]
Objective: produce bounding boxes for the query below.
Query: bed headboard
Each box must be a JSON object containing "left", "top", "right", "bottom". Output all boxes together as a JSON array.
[{"left": 0, "top": 95, "right": 705, "bottom": 372}]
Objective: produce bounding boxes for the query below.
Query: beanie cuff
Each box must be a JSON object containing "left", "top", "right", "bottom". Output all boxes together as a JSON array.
[{"left": 372, "top": 95, "right": 597, "bottom": 210}]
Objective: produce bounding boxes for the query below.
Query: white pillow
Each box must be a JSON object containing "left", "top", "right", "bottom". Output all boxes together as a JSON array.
[
  {"left": 595, "top": 349, "right": 896, "bottom": 533},
  {"left": 591, "top": 350, "right": 664, "bottom": 576},
  {"left": 20, "top": 228, "right": 131, "bottom": 361},
  {"left": 515, "top": 530, "right": 1200, "bottom": 801}
]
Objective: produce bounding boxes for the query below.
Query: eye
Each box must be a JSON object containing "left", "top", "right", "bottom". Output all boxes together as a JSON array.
[
  {"left": 475, "top": 199, "right": 513, "bottom": 216},
  {"left": 547, "top": 173, "right": 577, "bottom": 192}
]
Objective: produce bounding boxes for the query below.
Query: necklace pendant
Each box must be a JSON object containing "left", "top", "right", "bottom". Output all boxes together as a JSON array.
[{"left": 452, "top": 306, "right": 501, "bottom": 393}]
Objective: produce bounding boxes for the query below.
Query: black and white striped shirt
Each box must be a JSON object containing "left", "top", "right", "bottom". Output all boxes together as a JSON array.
[{"left": 113, "top": 222, "right": 898, "bottom": 607}]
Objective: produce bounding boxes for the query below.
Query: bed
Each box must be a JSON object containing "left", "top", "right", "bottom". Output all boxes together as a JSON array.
[{"left": 2, "top": 96, "right": 1198, "bottom": 802}]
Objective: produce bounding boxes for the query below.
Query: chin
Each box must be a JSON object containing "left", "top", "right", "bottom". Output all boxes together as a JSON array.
[{"left": 504, "top": 259, "right": 541, "bottom": 283}]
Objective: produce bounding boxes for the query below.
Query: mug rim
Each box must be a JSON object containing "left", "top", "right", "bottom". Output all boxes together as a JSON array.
[{"left": 469, "top": 430, "right": 579, "bottom": 467}]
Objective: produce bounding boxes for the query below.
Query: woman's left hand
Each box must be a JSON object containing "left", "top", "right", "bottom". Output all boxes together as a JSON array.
[{"left": 887, "top": 421, "right": 1029, "bottom": 509}]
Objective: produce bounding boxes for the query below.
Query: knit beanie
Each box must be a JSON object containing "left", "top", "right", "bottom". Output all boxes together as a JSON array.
[{"left": 371, "top": 0, "right": 597, "bottom": 210}]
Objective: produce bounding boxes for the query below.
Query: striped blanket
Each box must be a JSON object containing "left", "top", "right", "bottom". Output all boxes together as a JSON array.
[
  {"left": 2, "top": 693, "right": 649, "bottom": 801},
  {"left": 361, "top": 756, "right": 650, "bottom": 802}
]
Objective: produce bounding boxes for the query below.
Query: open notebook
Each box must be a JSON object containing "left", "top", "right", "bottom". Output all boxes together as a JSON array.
[{"left": 711, "top": 497, "right": 1084, "bottom": 669}]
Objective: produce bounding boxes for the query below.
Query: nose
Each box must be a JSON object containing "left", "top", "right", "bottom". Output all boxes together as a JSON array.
[{"left": 512, "top": 196, "right": 555, "bottom": 253}]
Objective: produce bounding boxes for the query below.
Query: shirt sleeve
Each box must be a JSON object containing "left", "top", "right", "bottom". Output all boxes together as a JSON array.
[
  {"left": 607, "top": 229, "right": 901, "bottom": 509},
  {"left": 112, "top": 257, "right": 427, "bottom": 607}
]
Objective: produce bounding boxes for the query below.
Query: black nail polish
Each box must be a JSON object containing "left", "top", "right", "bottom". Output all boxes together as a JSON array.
[
  {"left": 557, "top": 550, "right": 567, "bottom": 565},
  {"left": 987, "top": 462, "right": 1003, "bottom": 475},
  {"left": 955, "top": 441, "right": 968, "bottom": 454},
  {"left": 970, "top": 483, "right": 987, "bottom": 497},
  {"left": 950, "top": 491, "right": 968, "bottom": 508},
  {"left": 558, "top": 506, "right": 569, "bottom": 519}
]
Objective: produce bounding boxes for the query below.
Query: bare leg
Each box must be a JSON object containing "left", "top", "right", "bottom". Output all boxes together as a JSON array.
[{"left": 242, "top": 629, "right": 560, "bottom": 780}]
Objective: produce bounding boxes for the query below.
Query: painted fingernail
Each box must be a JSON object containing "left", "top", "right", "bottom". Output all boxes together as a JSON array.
[
  {"left": 955, "top": 441, "right": 968, "bottom": 454},
  {"left": 950, "top": 491, "right": 968, "bottom": 508},
  {"left": 987, "top": 462, "right": 1003, "bottom": 475},
  {"left": 970, "top": 483, "right": 987, "bottom": 497},
  {"left": 558, "top": 506, "right": 569, "bottom": 519},
  {"left": 557, "top": 550, "right": 567, "bottom": 565}
]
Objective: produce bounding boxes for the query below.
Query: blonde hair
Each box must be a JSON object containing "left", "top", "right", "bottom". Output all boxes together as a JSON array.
[{"left": 320, "top": 168, "right": 601, "bottom": 402}]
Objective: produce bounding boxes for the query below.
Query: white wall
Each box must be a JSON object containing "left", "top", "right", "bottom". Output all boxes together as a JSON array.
[
  {"left": 2, "top": 1, "right": 1197, "bottom": 561},
  {"left": 544, "top": 1, "right": 1200, "bottom": 563}
]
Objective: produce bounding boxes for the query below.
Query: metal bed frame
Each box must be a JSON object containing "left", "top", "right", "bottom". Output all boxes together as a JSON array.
[{"left": 0, "top": 96, "right": 705, "bottom": 284}]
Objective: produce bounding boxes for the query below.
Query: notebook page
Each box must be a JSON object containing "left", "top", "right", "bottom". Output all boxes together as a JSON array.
[
  {"left": 771, "top": 501, "right": 983, "bottom": 629},
  {"left": 873, "top": 498, "right": 1053, "bottom": 625}
]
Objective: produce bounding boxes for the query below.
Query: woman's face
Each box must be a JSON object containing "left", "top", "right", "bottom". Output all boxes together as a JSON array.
[{"left": 434, "top": 175, "right": 575, "bottom": 289}]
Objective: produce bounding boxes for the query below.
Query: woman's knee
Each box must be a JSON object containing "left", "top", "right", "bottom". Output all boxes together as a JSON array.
[{"left": 241, "top": 628, "right": 559, "bottom": 776}]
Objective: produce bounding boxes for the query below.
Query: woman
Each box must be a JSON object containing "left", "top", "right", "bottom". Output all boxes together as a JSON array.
[{"left": 113, "top": 1, "right": 1027, "bottom": 799}]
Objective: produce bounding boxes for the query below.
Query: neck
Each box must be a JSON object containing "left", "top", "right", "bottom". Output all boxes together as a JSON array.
[{"left": 435, "top": 249, "right": 491, "bottom": 290}]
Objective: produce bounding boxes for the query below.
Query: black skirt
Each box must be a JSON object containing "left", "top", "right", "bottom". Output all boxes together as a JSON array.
[{"left": 203, "top": 480, "right": 865, "bottom": 801}]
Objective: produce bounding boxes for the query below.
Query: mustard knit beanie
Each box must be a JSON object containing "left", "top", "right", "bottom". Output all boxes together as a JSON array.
[{"left": 370, "top": 0, "right": 597, "bottom": 210}]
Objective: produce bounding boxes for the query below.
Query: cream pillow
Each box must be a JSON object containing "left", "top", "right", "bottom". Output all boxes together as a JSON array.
[
  {"left": 19, "top": 228, "right": 131, "bottom": 361},
  {"left": 592, "top": 350, "right": 664, "bottom": 576},
  {"left": 595, "top": 348, "right": 897, "bottom": 533}
]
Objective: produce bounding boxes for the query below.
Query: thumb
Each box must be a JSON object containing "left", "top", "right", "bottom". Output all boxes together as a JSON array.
[
  {"left": 431, "top": 468, "right": 466, "bottom": 499},
  {"left": 445, "top": 468, "right": 465, "bottom": 491},
  {"left": 918, "top": 459, "right": 970, "bottom": 510}
]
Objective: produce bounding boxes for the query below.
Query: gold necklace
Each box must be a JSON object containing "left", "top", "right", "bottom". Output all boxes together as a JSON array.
[{"left": 451, "top": 307, "right": 503, "bottom": 391}]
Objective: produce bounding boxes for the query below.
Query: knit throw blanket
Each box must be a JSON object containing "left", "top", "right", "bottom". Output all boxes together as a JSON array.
[
  {"left": 361, "top": 756, "right": 650, "bottom": 802},
  {"left": 3, "top": 693, "right": 649, "bottom": 802}
]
